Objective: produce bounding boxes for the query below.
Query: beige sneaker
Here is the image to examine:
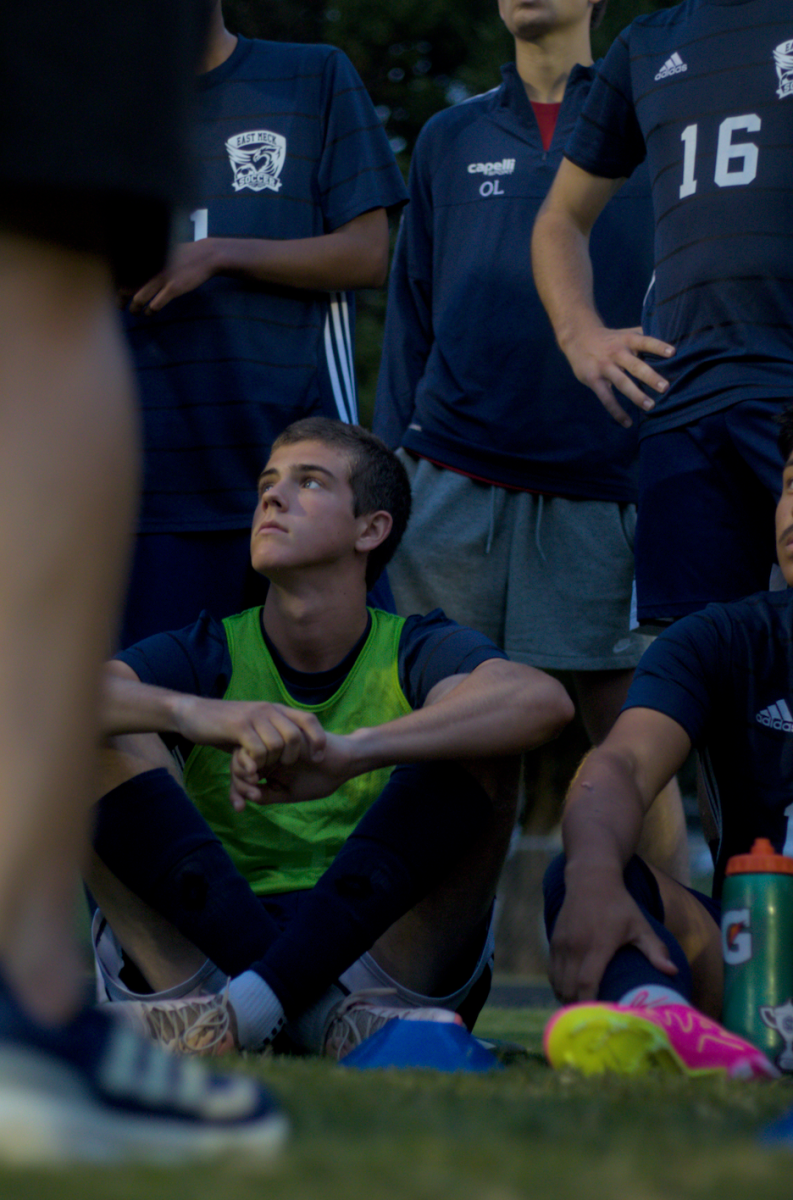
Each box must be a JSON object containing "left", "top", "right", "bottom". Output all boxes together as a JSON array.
[
  {"left": 113, "top": 986, "right": 237, "bottom": 1057},
  {"left": 323, "top": 988, "right": 463, "bottom": 1062}
]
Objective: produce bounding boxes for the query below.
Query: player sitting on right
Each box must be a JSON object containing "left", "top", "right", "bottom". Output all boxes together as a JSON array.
[{"left": 541, "top": 408, "right": 793, "bottom": 1083}]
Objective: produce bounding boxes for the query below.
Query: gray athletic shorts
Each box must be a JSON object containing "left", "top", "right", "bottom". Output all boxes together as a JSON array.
[
  {"left": 389, "top": 454, "right": 651, "bottom": 671},
  {"left": 92, "top": 908, "right": 495, "bottom": 1016}
]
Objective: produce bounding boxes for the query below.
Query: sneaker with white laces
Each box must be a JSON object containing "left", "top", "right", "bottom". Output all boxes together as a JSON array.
[
  {"left": 0, "top": 979, "right": 288, "bottom": 1166},
  {"left": 116, "top": 986, "right": 238, "bottom": 1057},
  {"left": 323, "top": 989, "right": 464, "bottom": 1062}
]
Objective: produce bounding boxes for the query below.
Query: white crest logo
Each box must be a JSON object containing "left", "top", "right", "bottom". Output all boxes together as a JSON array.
[
  {"left": 225, "top": 130, "right": 287, "bottom": 193},
  {"left": 760, "top": 997, "right": 793, "bottom": 1071},
  {"left": 773, "top": 40, "right": 793, "bottom": 99}
]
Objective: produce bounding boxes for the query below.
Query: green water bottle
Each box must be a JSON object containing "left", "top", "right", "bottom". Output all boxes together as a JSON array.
[{"left": 721, "top": 837, "right": 793, "bottom": 1072}]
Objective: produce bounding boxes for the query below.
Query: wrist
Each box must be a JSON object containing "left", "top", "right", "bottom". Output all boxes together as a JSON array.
[
  {"left": 557, "top": 311, "right": 603, "bottom": 356},
  {"left": 563, "top": 856, "right": 624, "bottom": 890},
  {"left": 214, "top": 237, "right": 271, "bottom": 280},
  {"left": 344, "top": 726, "right": 385, "bottom": 777},
  {"left": 169, "top": 691, "right": 195, "bottom": 737}
]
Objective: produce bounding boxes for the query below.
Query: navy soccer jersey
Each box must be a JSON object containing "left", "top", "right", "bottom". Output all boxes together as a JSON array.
[
  {"left": 126, "top": 37, "right": 407, "bottom": 533},
  {"left": 566, "top": 0, "right": 793, "bottom": 436},
  {"left": 624, "top": 590, "right": 793, "bottom": 897}
]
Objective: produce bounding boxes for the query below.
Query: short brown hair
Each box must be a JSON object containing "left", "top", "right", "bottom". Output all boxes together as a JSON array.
[{"left": 270, "top": 418, "right": 412, "bottom": 588}]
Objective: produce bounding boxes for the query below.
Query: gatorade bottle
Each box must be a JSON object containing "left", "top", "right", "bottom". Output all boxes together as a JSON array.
[{"left": 721, "top": 838, "right": 793, "bottom": 1073}]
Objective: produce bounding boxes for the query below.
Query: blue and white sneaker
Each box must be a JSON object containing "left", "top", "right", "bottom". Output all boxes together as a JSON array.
[{"left": 0, "top": 980, "right": 288, "bottom": 1166}]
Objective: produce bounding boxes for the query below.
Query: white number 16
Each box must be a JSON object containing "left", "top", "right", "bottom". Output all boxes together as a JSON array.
[{"left": 679, "top": 114, "right": 761, "bottom": 199}]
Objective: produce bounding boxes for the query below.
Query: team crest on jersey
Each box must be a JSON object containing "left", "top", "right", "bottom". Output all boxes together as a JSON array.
[
  {"left": 225, "top": 130, "right": 286, "bottom": 193},
  {"left": 773, "top": 40, "right": 793, "bottom": 99}
]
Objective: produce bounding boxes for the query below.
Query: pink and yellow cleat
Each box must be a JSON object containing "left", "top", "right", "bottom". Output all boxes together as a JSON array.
[{"left": 544, "top": 1002, "right": 779, "bottom": 1080}]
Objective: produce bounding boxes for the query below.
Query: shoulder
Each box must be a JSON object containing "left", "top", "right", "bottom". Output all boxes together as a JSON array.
[
  {"left": 115, "top": 610, "right": 232, "bottom": 697},
  {"left": 621, "top": 1, "right": 691, "bottom": 43},
  {"left": 414, "top": 87, "right": 500, "bottom": 159},
  {"left": 244, "top": 38, "right": 339, "bottom": 69},
  {"left": 397, "top": 609, "right": 506, "bottom": 708},
  {"left": 682, "top": 591, "right": 792, "bottom": 645},
  {"left": 630, "top": 591, "right": 789, "bottom": 704},
  {"left": 241, "top": 39, "right": 357, "bottom": 90}
]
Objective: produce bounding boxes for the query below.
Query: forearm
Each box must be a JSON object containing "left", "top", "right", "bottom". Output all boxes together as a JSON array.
[
  {"left": 99, "top": 673, "right": 187, "bottom": 738},
  {"left": 531, "top": 204, "right": 602, "bottom": 355},
  {"left": 562, "top": 747, "right": 648, "bottom": 884},
  {"left": 342, "top": 661, "right": 573, "bottom": 775},
  {"left": 205, "top": 209, "right": 388, "bottom": 292}
]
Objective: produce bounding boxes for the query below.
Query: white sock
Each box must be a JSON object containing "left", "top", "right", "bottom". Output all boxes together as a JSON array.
[
  {"left": 227, "top": 970, "right": 285, "bottom": 1050},
  {"left": 618, "top": 984, "right": 691, "bottom": 1009},
  {"left": 287, "top": 983, "right": 347, "bottom": 1054}
]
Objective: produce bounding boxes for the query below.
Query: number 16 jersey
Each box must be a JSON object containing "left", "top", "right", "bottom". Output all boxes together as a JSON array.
[{"left": 565, "top": 0, "right": 793, "bottom": 435}]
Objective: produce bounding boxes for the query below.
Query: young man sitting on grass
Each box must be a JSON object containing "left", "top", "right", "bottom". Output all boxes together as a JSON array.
[
  {"left": 542, "top": 408, "right": 793, "bottom": 1081},
  {"left": 89, "top": 418, "right": 574, "bottom": 1058}
]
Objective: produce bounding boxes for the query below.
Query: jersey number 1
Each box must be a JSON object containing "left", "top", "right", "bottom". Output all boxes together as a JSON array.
[
  {"left": 679, "top": 115, "right": 761, "bottom": 199},
  {"left": 190, "top": 209, "right": 208, "bottom": 241}
]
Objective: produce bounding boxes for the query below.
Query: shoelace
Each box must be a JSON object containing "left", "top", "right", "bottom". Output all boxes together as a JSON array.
[
  {"left": 142, "top": 988, "right": 232, "bottom": 1056},
  {"left": 326, "top": 988, "right": 399, "bottom": 1054}
]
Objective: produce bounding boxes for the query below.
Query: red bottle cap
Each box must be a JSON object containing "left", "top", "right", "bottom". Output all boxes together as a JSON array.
[{"left": 725, "top": 837, "right": 793, "bottom": 876}]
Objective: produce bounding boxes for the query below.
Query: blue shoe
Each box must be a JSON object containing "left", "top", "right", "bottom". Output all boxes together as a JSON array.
[{"left": 0, "top": 981, "right": 288, "bottom": 1165}]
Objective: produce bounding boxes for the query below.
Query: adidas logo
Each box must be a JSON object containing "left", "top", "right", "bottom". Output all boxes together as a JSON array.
[
  {"left": 655, "top": 52, "right": 688, "bottom": 81},
  {"left": 756, "top": 699, "right": 793, "bottom": 733}
]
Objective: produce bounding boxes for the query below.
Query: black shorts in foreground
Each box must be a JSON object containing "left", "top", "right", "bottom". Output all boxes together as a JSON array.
[{"left": 0, "top": 0, "right": 201, "bottom": 285}]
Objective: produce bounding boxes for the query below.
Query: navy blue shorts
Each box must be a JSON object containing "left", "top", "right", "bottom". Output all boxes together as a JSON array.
[{"left": 635, "top": 398, "right": 784, "bottom": 622}]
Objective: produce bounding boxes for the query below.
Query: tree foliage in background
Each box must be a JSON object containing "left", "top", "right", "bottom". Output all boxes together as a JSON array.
[{"left": 223, "top": 0, "right": 679, "bottom": 423}]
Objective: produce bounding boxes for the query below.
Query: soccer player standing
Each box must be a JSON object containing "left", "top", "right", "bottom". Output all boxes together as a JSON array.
[
  {"left": 121, "top": 0, "right": 407, "bottom": 646},
  {"left": 374, "top": 0, "right": 685, "bottom": 870},
  {"left": 533, "top": 0, "right": 793, "bottom": 625}
]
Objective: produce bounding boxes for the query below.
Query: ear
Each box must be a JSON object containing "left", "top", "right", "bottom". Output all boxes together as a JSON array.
[{"left": 355, "top": 510, "right": 393, "bottom": 555}]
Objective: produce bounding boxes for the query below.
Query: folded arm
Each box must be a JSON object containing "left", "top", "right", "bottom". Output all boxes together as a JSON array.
[
  {"left": 232, "top": 659, "right": 574, "bottom": 808},
  {"left": 549, "top": 706, "right": 692, "bottom": 1003},
  {"left": 100, "top": 659, "right": 326, "bottom": 769},
  {"left": 128, "top": 207, "right": 389, "bottom": 314},
  {"left": 531, "top": 158, "right": 675, "bottom": 428}
]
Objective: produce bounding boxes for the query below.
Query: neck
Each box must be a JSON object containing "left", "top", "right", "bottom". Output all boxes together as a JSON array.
[
  {"left": 514, "top": 25, "right": 592, "bottom": 103},
  {"left": 261, "top": 572, "right": 370, "bottom": 673},
  {"left": 200, "top": 6, "right": 238, "bottom": 73}
]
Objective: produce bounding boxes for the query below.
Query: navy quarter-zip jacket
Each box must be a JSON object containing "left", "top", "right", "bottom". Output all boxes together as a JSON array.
[{"left": 374, "top": 62, "right": 654, "bottom": 502}]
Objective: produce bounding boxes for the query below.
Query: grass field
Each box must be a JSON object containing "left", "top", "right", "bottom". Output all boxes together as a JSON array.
[{"left": 2, "top": 1003, "right": 793, "bottom": 1200}]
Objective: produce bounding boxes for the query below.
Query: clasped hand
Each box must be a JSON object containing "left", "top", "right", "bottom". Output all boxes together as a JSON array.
[
  {"left": 172, "top": 694, "right": 334, "bottom": 811},
  {"left": 230, "top": 731, "right": 355, "bottom": 811}
]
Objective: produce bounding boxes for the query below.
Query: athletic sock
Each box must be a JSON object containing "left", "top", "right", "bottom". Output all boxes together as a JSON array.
[
  {"left": 227, "top": 971, "right": 285, "bottom": 1051},
  {"left": 93, "top": 769, "right": 281, "bottom": 978},
  {"left": 251, "top": 762, "right": 493, "bottom": 1015},
  {"left": 618, "top": 984, "right": 691, "bottom": 1008}
]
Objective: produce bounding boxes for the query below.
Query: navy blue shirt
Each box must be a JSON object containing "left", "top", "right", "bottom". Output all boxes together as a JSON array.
[
  {"left": 566, "top": 0, "right": 793, "bottom": 437},
  {"left": 625, "top": 590, "right": 793, "bottom": 896},
  {"left": 117, "top": 606, "right": 506, "bottom": 760},
  {"left": 126, "top": 37, "right": 407, "bottom": 532},
  {"left": 374, "top": 62, "right": 653, "bottom": 501}
]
